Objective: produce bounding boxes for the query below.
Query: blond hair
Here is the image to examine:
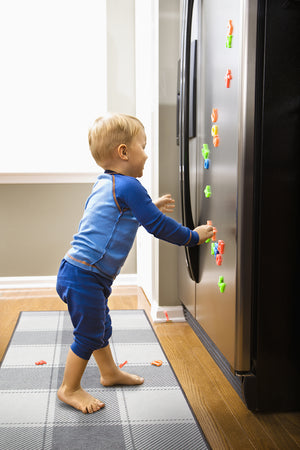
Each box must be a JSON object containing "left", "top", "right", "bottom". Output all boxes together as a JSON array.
[{"left": 88, "top": 113, "right": 144, "bottom": 167}]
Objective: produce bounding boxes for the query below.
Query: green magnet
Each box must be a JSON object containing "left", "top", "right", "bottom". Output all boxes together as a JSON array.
[
  {"left": 218, "top": 276, "right": 226, "bottom": 293},
  {"left": 219, "top": 283, "right": 226, "bottom": 293},
  {"left": 204, "top": 185, "right": 212, "bottom": 198},
  {"left": 202, "top": 144, "right": 210, "bottom": 160},
  {"left": 226, "top": 35, "right": 233, "bottom": 48}
]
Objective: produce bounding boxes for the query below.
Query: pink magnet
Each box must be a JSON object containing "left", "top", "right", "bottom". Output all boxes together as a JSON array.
[
  {"left": 225, "top": 69, "right": 232, "bottom": 88},
  {"left": 216, "top": 254, "right": 223, "bottom": 266},
  {"left": 218, "top": 240, "right": 225, "bottom": 254},
  {"left": 164, "top": 311, "right": 170, "bottom": 321}
]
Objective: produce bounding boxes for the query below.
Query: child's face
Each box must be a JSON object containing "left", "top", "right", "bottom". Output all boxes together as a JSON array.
[{"left": 126, "top": 128, "right": 148, "bottom": 178}]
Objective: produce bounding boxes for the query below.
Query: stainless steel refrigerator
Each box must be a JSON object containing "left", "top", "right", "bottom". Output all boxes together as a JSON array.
[{"left": 177, "top": 0, "right": 299, "bottom": 411}]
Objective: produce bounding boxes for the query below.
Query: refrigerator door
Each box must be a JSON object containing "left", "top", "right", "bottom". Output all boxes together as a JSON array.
[{"left": 195, "top": 0, "right": 256, "bottom": 372}]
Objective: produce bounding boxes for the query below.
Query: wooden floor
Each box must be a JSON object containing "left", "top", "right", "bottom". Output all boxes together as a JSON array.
[{"left": 0, "top": 286, "right": 299, "bottom": 449}]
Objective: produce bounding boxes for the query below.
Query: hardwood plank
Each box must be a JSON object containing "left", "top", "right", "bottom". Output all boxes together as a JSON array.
[
  {"left": 0, "top": 293, "right": 67, "bottom": 361},
  {"left": 255, "top": 412, "right": 300, "bottom": 449}
]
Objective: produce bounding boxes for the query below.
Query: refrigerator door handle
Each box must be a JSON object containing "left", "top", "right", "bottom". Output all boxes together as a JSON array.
[{"left": 179, "top": 0, "right": 199, "bottom": 282}]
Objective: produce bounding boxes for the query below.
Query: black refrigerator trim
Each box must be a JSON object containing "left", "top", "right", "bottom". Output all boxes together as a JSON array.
[{"left": 179, "top": 0, "right": 199, "bottom": 282}]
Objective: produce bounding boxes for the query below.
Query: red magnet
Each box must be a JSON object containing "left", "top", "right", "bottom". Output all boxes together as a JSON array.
[
  {"left": 213, "top": 135, "right": 220, "bottom": 147},
  {"left": 35, "top": 360, "right": 47, "bottom": 366},
  {"left": 211, "top": 108, "right": 218, "bottom": 123},
  {"left": 119, "top": 360, "right": 128, "bottom": 368},
  {"left": 216, "top": 254, "right": 223, "bottom": 266},
  {"left": 227, "top": 20, "right": 233, "bottom": 36},
  {"left": 218, "top": 240, "right": 225, "bottom": 254},
  {"left": 212, "top": 227, "right": 217, "bottom": 241},
  {"left": 225, "top": 69, "right": 232, "bottom": 88}
]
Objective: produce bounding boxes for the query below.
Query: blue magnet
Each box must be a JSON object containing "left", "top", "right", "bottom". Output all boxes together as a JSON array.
[
  {"left": 214, "top": 243, "right": 219, "bottom": 258},
  {"left": 204, "top": 159, "right": 210, "bottom": 169}
]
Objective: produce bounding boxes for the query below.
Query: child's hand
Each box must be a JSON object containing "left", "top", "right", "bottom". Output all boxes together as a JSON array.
[
  {"left": 154, "top": 194, "right": 175, "bottom": 213},
  {"left": 193, "top": 225, "right": 214, "bottom": 245}
]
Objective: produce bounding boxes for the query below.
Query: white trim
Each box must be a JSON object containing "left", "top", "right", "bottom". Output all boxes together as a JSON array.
[
  {"left": 0, "top": 273, "right": 138, "bottom": 290},
  {"left": 135, "top": 0, "right": 159, "bottom": 305},
  {"left": 150, "top": 302, "right": 186, "bottom": 323},
  {"left": 113, "top": 274, "right": 138, "bottom": 286},
  {"left": 0, "top": 276, "right": 57, "bottom": 290},
  {"left": 0, "top": 173, "right": 100, "bottom": 184}
]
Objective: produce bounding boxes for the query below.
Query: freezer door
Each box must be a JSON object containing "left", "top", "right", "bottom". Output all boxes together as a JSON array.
[
  {"left": 195, "top": 0, "right": 257, "bottom": 372},
  {"left": 178, "top": 0, "right": 199, "bottom": 286},
  {"left": 178, "top": 0, "right": 200, "bottom": 314}
]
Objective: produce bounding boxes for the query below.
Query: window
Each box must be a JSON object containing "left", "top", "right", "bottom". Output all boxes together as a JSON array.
[{"left": 0, "top": 0, "right": 106, "bottom": 180}]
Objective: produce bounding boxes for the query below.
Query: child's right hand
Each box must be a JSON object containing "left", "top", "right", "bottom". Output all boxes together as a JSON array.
[{"left": 193, "top": 225, "right": 214, "bottom": 245}]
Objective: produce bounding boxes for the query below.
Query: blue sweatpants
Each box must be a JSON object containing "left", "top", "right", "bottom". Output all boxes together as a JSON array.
[{"left": 56, "top": 259, "right": 113, "bottom": 360}]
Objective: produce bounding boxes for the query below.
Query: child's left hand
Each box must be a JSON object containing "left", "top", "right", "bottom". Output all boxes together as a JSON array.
[{"left": 154, "top": 194, "right": 175, "bottom": 213}]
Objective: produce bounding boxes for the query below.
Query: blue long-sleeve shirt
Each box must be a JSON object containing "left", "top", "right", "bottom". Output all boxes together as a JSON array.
[{"left": 65, "top": 171, "right": 199, "bottom": 280}]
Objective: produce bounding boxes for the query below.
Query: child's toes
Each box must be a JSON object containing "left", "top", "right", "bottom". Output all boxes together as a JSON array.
[
  {"left": 135, "top": 375, "right": 144, "bottom": 384},
  {"left": 92, "top": 400, "right": 104, "bottom": 413},
  {"left": 96, "top": 400, "right": 105, "bottom": 410}
]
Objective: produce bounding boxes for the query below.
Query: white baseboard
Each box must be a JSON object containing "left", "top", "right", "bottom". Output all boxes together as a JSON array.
[
  {"left": 0, "top": 276, "right": 57, "bottom": 289},
  {"left": 0, "top": 274, "right": 138, "bottom": 290},
  {"left": 113, "top": 274, "right": 138, "bottom": 286},
  {"left": 150, "top": 303, "right": 186, "bottom": 323}
]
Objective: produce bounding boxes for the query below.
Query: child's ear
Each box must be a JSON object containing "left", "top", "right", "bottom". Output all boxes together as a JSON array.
[{"left": 118, "top": 144, "right": 128, "bottom": 161}]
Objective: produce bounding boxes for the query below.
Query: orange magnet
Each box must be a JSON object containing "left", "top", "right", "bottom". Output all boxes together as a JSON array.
[
  {"left": 35, "top": 360, "right": 47, "bottom": 366},
  {"left": 213, "top": 135, "right": 220, "bottom": 147},
  {"left": 211, "top": 108, "right": 218, "bottom": 123},
  {"left": 151, "top": 360, "right": 163, "bottom": 367},
  {"left": 227, "top": 20, "right": 233, "bottom": 36},
  {"left": 119, "top": 360, "right": 128, "bottom": 368},
  {"left": 212, "top": 227, "right": 217, "bottom": 241}
]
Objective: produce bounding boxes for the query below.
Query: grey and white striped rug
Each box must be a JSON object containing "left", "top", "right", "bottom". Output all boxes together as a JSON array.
[{"left": 0, "top": 310, "right": 209, "bottom": 449}]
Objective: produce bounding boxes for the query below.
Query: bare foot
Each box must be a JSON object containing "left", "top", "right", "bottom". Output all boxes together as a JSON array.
[
  {"left": 57, "top": 384, "right": 105, "bottom": 414},
  {"left": 101, "top": 368, "right": 144, "bottom": 387}
]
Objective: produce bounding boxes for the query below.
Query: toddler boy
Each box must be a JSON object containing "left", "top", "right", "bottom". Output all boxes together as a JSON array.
[{"left": 56, "top": 113, "right": 213, "bottom": 414}]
